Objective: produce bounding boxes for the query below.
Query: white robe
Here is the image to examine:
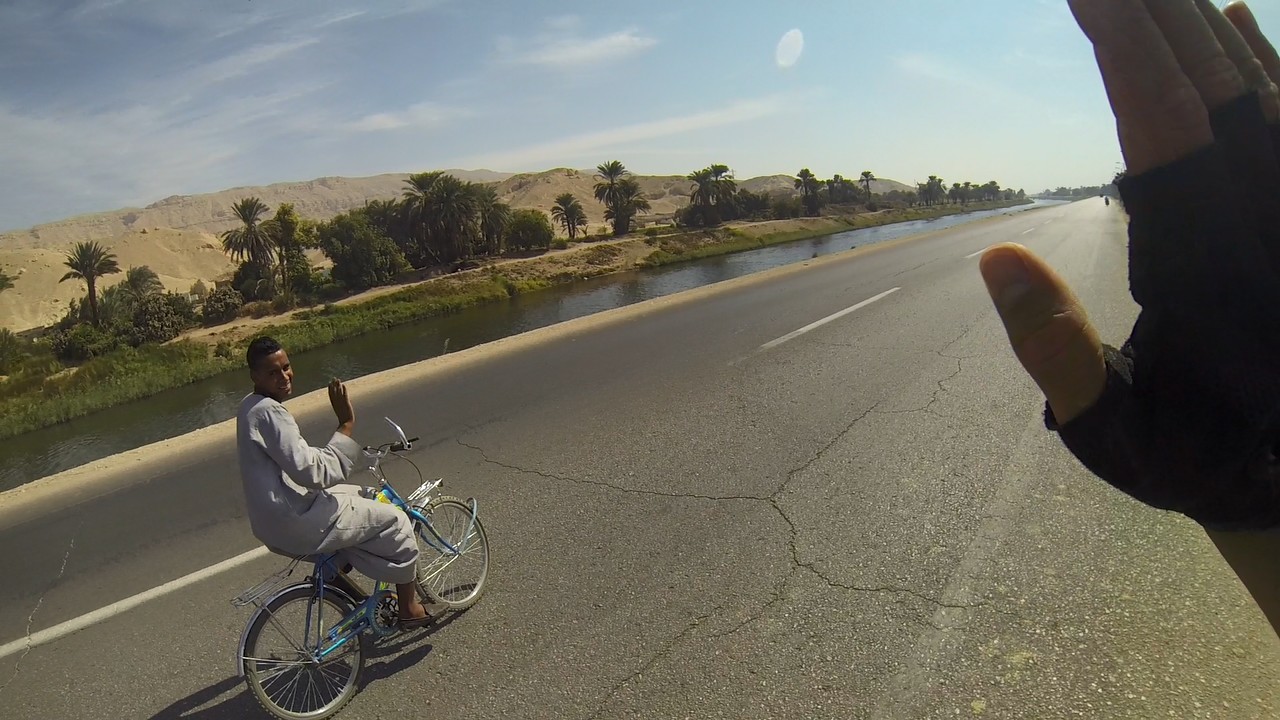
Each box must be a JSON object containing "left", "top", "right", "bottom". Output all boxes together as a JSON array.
[{"left": 236, "top": 393, "right": 418, "bottom": 584}]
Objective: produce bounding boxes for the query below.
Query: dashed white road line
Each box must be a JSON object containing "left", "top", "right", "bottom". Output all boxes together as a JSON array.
[
  {"left": 0, "top": 546, "right": 271, "bottom": 661},
  {"left": 730, "top": 288, "right": 901, "bottom": 366},
  {"left": 1021, "top": 228, "right": 1035, "bottom": 235},
  {"left": 965, "top": 247, "right": 991, "bottom": 259}
]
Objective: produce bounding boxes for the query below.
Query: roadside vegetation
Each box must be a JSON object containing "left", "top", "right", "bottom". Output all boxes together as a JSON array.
[{"left": 0, "top": 162, "right": 1031, "bottom": 439}]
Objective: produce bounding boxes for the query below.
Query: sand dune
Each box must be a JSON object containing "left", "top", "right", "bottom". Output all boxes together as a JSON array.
[
  {"left": 0, "top": 167, "right": 912, "bottom": 332},
  {"left": 0, "top": 228, "right": 233, "bottom": 332}
]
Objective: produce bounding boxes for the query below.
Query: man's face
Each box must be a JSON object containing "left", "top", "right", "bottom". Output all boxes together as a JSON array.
[{"left": 251, "top": 349, "right": 294, "bottom": 401}]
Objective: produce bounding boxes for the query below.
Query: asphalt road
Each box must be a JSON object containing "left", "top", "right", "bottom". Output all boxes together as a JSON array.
[{"left": 0, "top": 198, "right": 1276, "bottom": 719}]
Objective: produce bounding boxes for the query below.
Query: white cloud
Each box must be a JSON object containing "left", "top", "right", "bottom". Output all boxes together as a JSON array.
[
  {"left": 349, "top": 101, "right": 470, "bottom": 132},
  {"left": 191, "top": 38, "right": 320, "bottom": 86},
  {"left": 498, "top": 24, "right": 657, "bottom": 70},
  {"left": 315, "top": 10, "right": 367, "bottom": 28},
  {"left": 453, "top": 95, "right": 791, "bottom": 171}
]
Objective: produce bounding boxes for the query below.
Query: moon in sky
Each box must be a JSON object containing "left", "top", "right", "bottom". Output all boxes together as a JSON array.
[{"left": 776, "top": 29, "right": 804, "bottom": 68}]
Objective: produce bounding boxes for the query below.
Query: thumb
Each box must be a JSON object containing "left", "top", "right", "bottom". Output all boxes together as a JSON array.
[{"left": 979, "top": 242, "right": 1107, "bottom": 425}]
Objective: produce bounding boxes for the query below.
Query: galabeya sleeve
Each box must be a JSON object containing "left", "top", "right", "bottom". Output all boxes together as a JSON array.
[{"left": 254, "top": 402, "right": 364, "bottom": 490}]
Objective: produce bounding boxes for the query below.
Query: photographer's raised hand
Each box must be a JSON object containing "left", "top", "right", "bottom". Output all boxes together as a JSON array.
[{"left": 980, "top": 0, "right": 1280, "bottom": 532}]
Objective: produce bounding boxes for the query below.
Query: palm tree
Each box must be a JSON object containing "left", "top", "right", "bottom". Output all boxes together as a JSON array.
[
  {"left": 220, "top": 198, "right": 274, "bottom": 279},
  {"left": 603, "top": 178, "right": 651, "bottom": 236},
  {"left": 593, "top": 161, "right": 629, "bottom": 208},
  {"left": 827, "top": 174, "right": 845, "bottom": 203},
  {"left": 594, "top": 161, "right": 632, "bottom": 234},
  {"left": 709, "top": 163, "right": 737, "bottom": 207},
  {"left": 860, "top": 171, "right": 876, "bottom": 201},
  {"left": 984, "top": 181, "right": 1002, "bottom": 201},
  {"left": 472, "top": 185, "right": 512, "bottom": 255},
  {"left": 686, "top": 166, "right": 716, "bottom": 212},
  {"left": 795, "top": 168, "right": 822, "bottom": 216},
  {"left": 551, "top": 193, "right": 588, "bottom": 240},
  {"left": 920, "top": 175, "right": 946, "bottom": 206},
  {"left": 119, "top": 265, "right": 163, "bottom": 306},
  {"left": 687, "top": 165, "right": 737, "bottom": 226},
  {"left": 402, "top": 171, "right": 445, "bottom": 264},
  {"left": 427, "top": 174, "right": 479, "bottom": 261},
  {"left": 361, "top": 198, "right": 415, "bottom": 264},
  {"left": 60, "top": 240, "right": 121, "bottom": 326},
  {"left": 94, "top": 284, "right": 128, "bottom": 325}
]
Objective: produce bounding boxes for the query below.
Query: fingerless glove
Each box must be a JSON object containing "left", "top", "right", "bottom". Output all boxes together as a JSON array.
[{"left": 1045, "top": 92, "right": 1280, "bottom": 532}]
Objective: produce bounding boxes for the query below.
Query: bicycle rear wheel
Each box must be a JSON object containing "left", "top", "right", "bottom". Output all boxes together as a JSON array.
[
  {"left": 413, "top": 495, "right": 489, "bottom": 610},
  {"left": 242, "top": 585, "right": 365, "bottom": 720}
]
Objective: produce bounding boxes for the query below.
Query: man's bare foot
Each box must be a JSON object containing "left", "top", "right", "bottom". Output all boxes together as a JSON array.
[
  {"left": 399, "top": 599, "right": 429, "bottom": 622},
  {"left": 395, "top": 581, "right": 430, "bottom": 625}
]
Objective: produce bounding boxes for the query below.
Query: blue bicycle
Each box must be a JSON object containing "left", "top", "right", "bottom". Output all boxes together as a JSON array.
[{"left": 232, "top": 418, "right": 490, "bottom": 719}]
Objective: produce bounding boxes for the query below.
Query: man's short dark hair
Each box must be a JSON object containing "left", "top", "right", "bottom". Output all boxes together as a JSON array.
[{"left": 247, "top": 336, "right": 283, "bottom": 371}]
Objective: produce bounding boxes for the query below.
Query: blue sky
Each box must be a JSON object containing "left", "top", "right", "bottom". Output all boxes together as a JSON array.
[{"left": 2, "top": 0, "right": 1276, "bottom": 231}]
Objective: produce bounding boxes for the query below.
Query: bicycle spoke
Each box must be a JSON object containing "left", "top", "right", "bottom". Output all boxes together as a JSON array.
[
  {"left": 318, "top": 661, "right": 349, "bottom": 690},
  {"left": 248, "top": 656, "right": 307, "bottom": 688},
  {"left": 305, "top": 669, "right": 322, "bottom": 713},
  {"left": 280, "top": 665, "right": 304, "bottom": 712},
  {"left": 259, "top": 607, "right": 308, "bottom": 656}
]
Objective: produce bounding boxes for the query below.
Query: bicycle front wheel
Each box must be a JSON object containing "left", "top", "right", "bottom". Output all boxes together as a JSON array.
[
  {"left": 413, "top": 495, "right": 489, "bottom": 610},
  {"left": 242, "top": 585, "right": 365, "bottom": 720}
]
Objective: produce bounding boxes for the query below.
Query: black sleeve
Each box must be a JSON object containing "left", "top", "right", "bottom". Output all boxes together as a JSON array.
[{"left": 1043, "top": 92, "right": 1280, "bottom": 532}]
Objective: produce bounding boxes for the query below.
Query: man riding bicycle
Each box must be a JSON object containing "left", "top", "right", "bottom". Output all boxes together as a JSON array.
[{"left": 235, "top": 336, "right": 431, "bottom": 629}]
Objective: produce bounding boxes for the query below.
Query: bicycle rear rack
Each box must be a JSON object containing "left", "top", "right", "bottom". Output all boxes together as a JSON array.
[{"left": 232, "top": 556, "right": 304, "bottom": 609}]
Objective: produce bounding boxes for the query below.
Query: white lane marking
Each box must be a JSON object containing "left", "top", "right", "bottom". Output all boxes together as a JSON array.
[
  {"left": 1021, "top": 228, "right": 1035, "bottom": 235},
  {"left": 0, "top": 546, "right": 271, "bottom": 660},
  {"left": 964, "top": 247, "right": 990, "bottom": 259},
  {"left": 757, "top": 287, "right": 900, "bottom": 354}
]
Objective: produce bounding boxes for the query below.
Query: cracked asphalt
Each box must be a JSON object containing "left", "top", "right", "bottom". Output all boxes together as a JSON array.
[{"left": 1, "top": 198, "right": 1277, "bottom": 719}]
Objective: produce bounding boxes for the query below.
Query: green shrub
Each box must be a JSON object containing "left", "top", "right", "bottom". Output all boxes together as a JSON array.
[
  {"left": 48, "top": 323, "right": 121, "bottom": 363},
  {"left": 316, "top": 283, "right": 346, "bottom": 301},
  {"left": 271, "top": 293, "right": 297, "bottom": 314},
  {"left": 0, "top": 329, "right": 22, "bottom": 374},
  {"left": 551, "top": 238, "right": 569, "bottom": 250},
  {"left": 129, "top": 293, "right": 183, "bottom": 345},
  {"left": 232, "top": 261, "right": 275, "bottom": 301},
  {"left": 505, "top": 209, "right": 555, "bottom": 251},
  {"left": 317, "top": 213, "right": 409, "bottom": 292},
  {"left": 164, "top": 292, "right": 198, "bottom": 328},
  {"left": 242, "top": 301, "right": 273, "bottom": 318},
  {"left": 202, "top": 287, "right": 244, "bottom": 325},
  {"left": 214, "top": 341, "right": 236, "bottom": 360},
  {"left": 770, "top": 196, "right": 803, "bottom": 219}
]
